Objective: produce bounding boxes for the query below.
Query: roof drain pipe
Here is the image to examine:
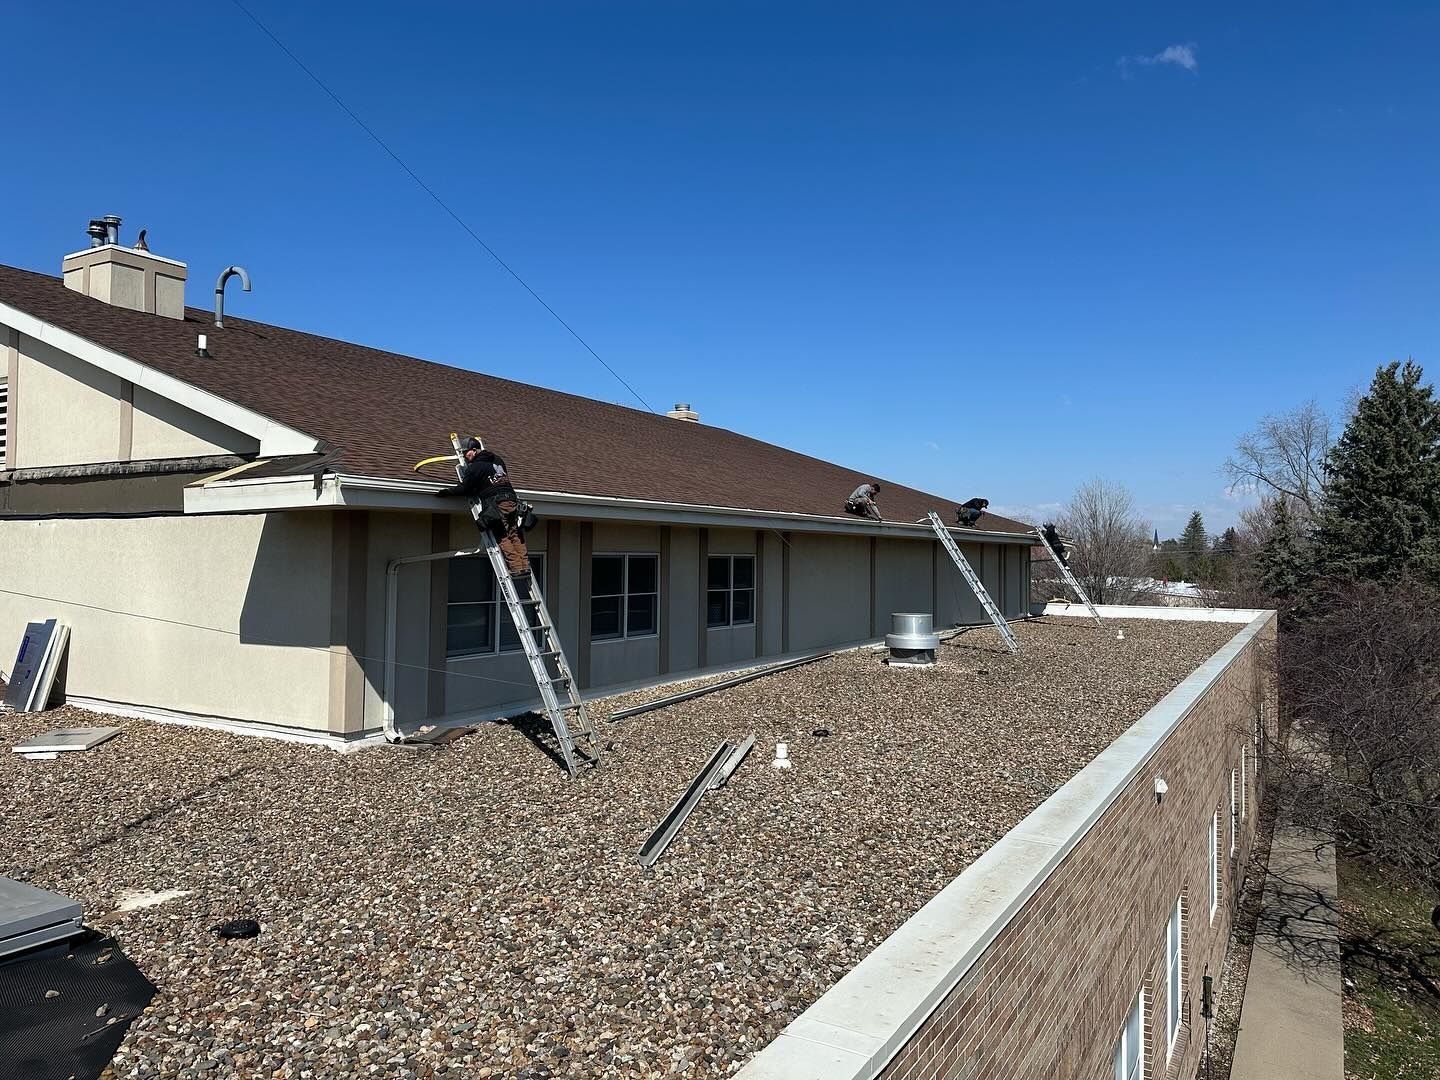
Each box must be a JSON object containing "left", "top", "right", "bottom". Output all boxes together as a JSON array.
[
  {"left": 381, "top": 546, "right": 485, "bottom": 742},
  {"left": 214, "top": 266, "right": 251, "bottom": 329}
]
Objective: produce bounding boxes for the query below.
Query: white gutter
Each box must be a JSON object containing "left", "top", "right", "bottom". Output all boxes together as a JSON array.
[
  {"left": 0, "top": 300, "right": 321, "bottom": 457},
  {"left": 184, "top": 472, "right": 1039, "bottom": 545},
  {"left": 380, "top": 546, "right": 485, "bottom": 741}
]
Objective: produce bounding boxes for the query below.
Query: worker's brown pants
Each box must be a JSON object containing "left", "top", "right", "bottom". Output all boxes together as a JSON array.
[{"left": 484, "top": 498, "right": 531, "bottom": 576}]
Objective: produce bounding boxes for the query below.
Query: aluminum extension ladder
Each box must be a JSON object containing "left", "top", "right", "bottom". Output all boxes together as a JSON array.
[
  {"left": 925, "top": 511, "right": 1020, "bottom": 654},
  {"left": 447, "top": 434, "right": 600, "bottom": 778},
  {"left": 1031, "top": 526, "right": 1103, "bottom": 627}
]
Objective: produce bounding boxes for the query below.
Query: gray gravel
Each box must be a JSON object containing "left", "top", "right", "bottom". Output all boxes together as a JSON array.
[{"left": 1, "top": 616, "right": 1239, "bottom": 1079}]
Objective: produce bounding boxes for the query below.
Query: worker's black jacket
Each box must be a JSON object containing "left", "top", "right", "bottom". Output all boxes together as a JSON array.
[{"left": 436, "top": 449, "right": 517, "bottom": 504}]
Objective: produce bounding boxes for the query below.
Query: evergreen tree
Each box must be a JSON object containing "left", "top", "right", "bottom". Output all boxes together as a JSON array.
[
  {"left": 1313, "top": 360, "right": 1440, "bottom": 584},
  {"left": 1257, "top": 498, "right": 1304, "bottom": 602},
  {"left": 1179, "top": 511, "right": 1209, "bottom": 582}
]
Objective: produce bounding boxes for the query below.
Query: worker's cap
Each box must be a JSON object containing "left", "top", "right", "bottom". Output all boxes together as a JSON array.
[{"left": 463, "top": 437, "right": 483, "bottom": 452}]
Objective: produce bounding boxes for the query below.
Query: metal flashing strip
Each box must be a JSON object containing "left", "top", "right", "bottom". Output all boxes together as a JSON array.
[
  {"left": 737, "top": 607, "right": 1276, "bottom": 1079},
  {"left": 637, "top": 742, "right": 732, "bottom": 868},
  {"left": 710, "top": 734, "right": 755, "bottom": 789},
  {"left": 608, "top": 651, "right": 834, "bottom": 722}
]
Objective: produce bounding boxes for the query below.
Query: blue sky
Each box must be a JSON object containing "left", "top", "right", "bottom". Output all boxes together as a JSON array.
[{"left": 4, "top": 3, "right": 1436, "bottom": 536}]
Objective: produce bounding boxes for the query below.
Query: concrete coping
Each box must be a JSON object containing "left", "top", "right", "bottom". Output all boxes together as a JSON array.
[{"left": 736, "top": 604, "right": 1275, "bottom": 1079}]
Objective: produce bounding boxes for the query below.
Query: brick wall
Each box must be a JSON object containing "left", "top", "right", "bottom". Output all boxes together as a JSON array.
[{"left": 877, "top": 619, "right": 1273, "bottom": 1080}]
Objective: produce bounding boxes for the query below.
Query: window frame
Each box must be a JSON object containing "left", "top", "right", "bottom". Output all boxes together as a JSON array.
[
  {"left": 1112, "top": 987, "right": 1145, "bottom": 1080},
  {"left": 706, "top": 553, "right": 756, "bottom": 630},
  {"left": 1209, "top": 810, "right": 1220, "bottom": 922},
  {"left": 1230, "top": 768, "right": 1239, "bottom": 856},
  {"left": 590, "top": 552, "right": 661, "bottom": 642},
  {"left": 1166, "top": 897, "right": 1183, "bottom": 1059},
  {"left": 445, "top": 551, "right": 547, "bottom": 661},
  {"left": 0, "top": 376, "right": 8, "bottom": 469},
  {"left": 1240, "top": 746, "right": 1248, "bottom": 820}
]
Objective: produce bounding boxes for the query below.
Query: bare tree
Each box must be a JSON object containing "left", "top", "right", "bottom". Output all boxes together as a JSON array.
[
  {"left": 1057, "top": 479, "right": 1155, "bottom": 604},
  {"left": 1225, "top": 400, "right": 1333, "bottom": 519},
  {"left": 1279, "top": 576, "right": 1440, "bottom": 900}
]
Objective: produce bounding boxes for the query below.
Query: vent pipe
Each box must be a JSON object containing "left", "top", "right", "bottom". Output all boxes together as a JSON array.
[
  {"left": 214, "top": 266, "right": 252, "bottom": 328},
  {"left": 666, "top": 402, "right": 700, "bottom": 423}
]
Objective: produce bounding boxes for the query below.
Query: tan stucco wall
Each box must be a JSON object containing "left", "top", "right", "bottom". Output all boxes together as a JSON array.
[
  {"left": 6, "top": 328, "right": 257, "bottom": 468},
  {"left": 14, "top": 336, "right": 124, "bottom": 467},
  {"left": 0, "top": 513, "right": 334, "bottom": 730},
  {"left": 130, "top": 385, "right": 258, "bottom": 460},
  {"left": 875, "top": 539, "right": 935, "bottom": 625},
  {"left": 787, "top": 533, "right": 870, "bottom": 651}
]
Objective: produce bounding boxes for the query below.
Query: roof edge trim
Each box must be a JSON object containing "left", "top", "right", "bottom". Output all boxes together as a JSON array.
[
  {"left": 183, "top": 472, "right": 1039, "bottom": 543},
  {"left": 0, "top": 298, "right": 322, "bottom": 457}
]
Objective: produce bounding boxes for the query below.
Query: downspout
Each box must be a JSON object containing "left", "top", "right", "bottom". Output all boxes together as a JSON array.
[{"left": 381, "top": 546, "right": 483, "bottom": 742}]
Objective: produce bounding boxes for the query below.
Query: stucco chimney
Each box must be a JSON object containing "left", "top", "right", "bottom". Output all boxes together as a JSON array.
[
  {"left": 62, "top": 216, "right": 187, "bottom": 320},
  {"left": 666, "top": 402, "right": 700, "bottom": 423}
]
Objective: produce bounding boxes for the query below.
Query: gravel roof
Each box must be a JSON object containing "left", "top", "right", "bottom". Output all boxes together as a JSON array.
[{"left": 2, "top": 616, "right": 1239, "bottom": 1079}]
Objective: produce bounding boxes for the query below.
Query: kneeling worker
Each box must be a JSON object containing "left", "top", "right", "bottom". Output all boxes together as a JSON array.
[
  {"left": 844, "top": 481, "right": 883, "bottom": 522},
  {"left": 436, "top": 438, "right": 531, "bottom": 578},
  {"left": 956, "top": 497, "right": 989, "bottom": 527}
]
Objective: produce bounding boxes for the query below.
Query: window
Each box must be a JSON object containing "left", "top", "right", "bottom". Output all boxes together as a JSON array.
[
  {"left": 445, "top": 552, "right": 546, "bottom": 659},
  {"left": 1230, "top": 769, "right": 1239, "bottom": 856},
  {"left": 1209, "top": 810, "right": 1220, "bottom": 921},
  {"left": 0, "top": 377, "right": 8, "bottom": 467},
  {"left": 1166, "top": 897, "right": 1183, "bottom": 1058},
  {"left": 1240, "top": 746, "right": 1248, "bottom": 820},
  {"left": 706, "top": 554, "right": 755, "bottom": 628},
  {"left": 591, "top": 554, "right": 659, "bottom": 640},
  {"left": 1113, "top": 989, "right": 1144, "bottom": 1080}
]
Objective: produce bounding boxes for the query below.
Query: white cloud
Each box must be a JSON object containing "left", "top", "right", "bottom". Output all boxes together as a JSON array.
[
  {"left": 924, "top": 440, "right": 941, "bottom": 453},
  {"left": 1120, "top": 42, "right": 1198, "bottom": 77}
]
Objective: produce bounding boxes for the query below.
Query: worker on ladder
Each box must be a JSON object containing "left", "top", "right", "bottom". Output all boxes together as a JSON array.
[
  {"left": 1041, "top": 522, "right": 1070, "bottom": 567},
  {"left": 956, "top": 497, "right": 989, "bottom": 528},
  {"left": 435, "top": 438, "right": 532, "bottom": 578},
  {"left": 844, "top": 481, "right": 883, "bottom": 522}
]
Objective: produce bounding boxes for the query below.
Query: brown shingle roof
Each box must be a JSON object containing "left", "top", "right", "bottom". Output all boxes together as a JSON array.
[{"left": 0, "top": 263, "right": 1030, "bottom": 533}]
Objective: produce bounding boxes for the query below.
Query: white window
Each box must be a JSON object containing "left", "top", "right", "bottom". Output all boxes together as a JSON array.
[
  {"left": 1240, "top": 746, "right": 1248, "bottom": 820},
  {"left": 446, "top": 552, "right": 547, "bottom": 659},
  {"left": 591, "top": 554, "right": 659, "bottom": 640},
  {"left": 1230, "top": 769, "right": 1238, "bottom": 856},
  {"left": 1113, "top": 988, "right": 1144, "bottom": 1080},
  {"left": 706, "top": 554, "right": 756, "bottom": 628},
  {"left": 1209, "top": 810, "right": 1220, "bottom": 921},
  {"left": 1166, "top": 897, "right": 1183, "bottom": 1058},
  {"left": 0, "top": 377, "right": 8, "bottom": 467}
]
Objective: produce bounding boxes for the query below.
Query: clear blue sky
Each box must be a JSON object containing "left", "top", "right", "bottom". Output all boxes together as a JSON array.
[{"left": 4, "top": 2, "right": 1436, "bottom": 536}]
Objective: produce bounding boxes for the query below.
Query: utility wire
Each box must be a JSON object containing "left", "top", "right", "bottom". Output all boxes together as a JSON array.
[
  {"left": 227, "top": 0, "right": 655, "bottom": 414},
  {"left": 0, "top": 585, "right": 541, "bottom": 693}
]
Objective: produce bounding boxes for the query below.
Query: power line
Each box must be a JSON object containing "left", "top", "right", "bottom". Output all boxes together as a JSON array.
[
  {"left": 0, "top": 585, "right": 539, "bottom": 693},
  {"left": 227, "top": 0, "right": 655, "bottom": 414}
]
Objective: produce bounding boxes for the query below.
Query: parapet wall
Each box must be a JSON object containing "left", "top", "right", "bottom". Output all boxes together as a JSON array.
[{"left": 739, "top": 606, "right": 1275, "bottom": 1080}]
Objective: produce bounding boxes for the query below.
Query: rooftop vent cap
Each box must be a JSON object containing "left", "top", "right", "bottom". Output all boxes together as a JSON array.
[
  {"left": 666, "top": 402, "right": 701, "bottom": 423},
  {"left": 886, "top": 612, "right": 939, "bottom": 667}
]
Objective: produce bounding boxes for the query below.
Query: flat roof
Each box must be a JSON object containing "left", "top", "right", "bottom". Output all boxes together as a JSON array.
[{"left": 3, "top": 614, "right": 1242, "bottom": 1075}]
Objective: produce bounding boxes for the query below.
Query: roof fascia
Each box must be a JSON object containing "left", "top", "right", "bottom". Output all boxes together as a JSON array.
[
  {"left": 0, "top": 299, "right": 322, "bottom": 457},
  {"left": 184, "top": 471, "right": 1038, "bottom": 544}
]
